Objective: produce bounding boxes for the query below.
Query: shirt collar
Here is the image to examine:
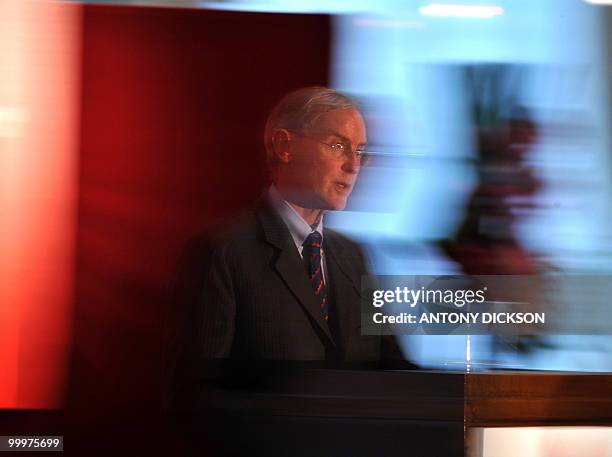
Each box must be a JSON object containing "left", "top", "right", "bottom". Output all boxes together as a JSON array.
[{"left": 268, "top": 185, "right": 324, "bottom": 249}]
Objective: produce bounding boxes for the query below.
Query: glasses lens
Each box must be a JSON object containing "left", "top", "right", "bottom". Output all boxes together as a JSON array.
[{"left": 330, "top": 143, "right": 347, "bottom": 160}]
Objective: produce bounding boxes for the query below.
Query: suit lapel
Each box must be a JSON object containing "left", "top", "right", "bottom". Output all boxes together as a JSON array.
[
  {"left": 255, "top": 198, "right": 335, "bottom": 346},
  {"left": 323, "top": 232, "right": 362, "bottom": 353}
]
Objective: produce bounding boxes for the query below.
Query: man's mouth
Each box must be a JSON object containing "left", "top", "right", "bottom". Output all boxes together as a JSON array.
[{"left": 334, "top": 182, "right": 352, "bottom": 192}]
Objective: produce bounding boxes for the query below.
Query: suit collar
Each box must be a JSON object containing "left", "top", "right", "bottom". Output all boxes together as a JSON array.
[
  {"left": 255, "top": 195, "right": 335, "bottom": 347},
  {"left": 324, "top": 232, "right": 361, "bottom": 353},
  {"left": 323, "top": 230, "right": 357, "bottom": 287}
]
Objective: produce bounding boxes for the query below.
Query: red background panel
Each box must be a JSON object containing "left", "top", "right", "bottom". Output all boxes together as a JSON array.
[{"left": 67, "top": 5, "right": 329, "bottom": 454}]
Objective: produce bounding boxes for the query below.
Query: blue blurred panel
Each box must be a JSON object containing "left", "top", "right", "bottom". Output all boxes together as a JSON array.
[{"left": 330, "top": 0, "right": 612, "bottom": 372}]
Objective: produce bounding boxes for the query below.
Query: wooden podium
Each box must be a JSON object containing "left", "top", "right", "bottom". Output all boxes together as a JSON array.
[
  {"left": 466, "top": 371, "right": 612, "bottom": 457},
  {"left": 179, "top": 369, "right": 612, "bottom": 456}
]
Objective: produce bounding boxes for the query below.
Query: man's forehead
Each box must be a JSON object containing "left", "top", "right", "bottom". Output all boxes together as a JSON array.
[{"left": 308, "top": 108, "right": 366, "bottom": 139}]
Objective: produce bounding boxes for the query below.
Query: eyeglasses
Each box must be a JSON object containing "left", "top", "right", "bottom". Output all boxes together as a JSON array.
[{"left": 289, "top": 130, "right": 370, "bottom": 165}]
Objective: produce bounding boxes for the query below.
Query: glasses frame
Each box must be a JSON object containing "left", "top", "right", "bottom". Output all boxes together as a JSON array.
[{"left": 287, "top": 129, "right": 370, "bottom": 165}]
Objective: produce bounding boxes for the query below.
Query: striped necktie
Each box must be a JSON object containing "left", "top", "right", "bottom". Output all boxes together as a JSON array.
[{"left": 302, "top": 231, "right": 328, "bottom": 321}]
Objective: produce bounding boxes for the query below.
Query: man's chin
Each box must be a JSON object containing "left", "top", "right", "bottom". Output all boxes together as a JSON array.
[
  {"left": 307, "top": 193, "right": 349, "bottom": 211},
  {"left": 326, "top": 198, "right": 348, "bottom": 211}
]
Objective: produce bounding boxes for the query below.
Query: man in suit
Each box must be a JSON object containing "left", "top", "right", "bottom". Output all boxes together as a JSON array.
[{"left": 169, "top": 87, "right": 409, "bottom": 393}]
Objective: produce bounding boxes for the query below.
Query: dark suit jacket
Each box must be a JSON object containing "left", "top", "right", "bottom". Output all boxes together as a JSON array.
[{"left": 166, "top": 196, "right": 412, "bottom": 402}]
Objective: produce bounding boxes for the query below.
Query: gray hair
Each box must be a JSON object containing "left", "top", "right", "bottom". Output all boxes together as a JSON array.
[{"left": 264, "top": 86, "right": 360, "bottom": 165}]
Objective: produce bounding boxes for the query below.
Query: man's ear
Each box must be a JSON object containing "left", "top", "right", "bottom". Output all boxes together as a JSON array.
[{"left": 271, "top": 129, "right": 292, "bottom": 164}]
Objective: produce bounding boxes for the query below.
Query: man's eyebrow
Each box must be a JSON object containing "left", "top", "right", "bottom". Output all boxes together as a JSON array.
[{"left": 327, "top": 131, "right": 367, "bottom": 146}]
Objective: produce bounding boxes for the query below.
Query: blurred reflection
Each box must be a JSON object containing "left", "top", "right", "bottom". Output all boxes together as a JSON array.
[
  {"left": 327, "top": 0, "right": 612, "bottom": 372},
  {"left": 441, "top": 66, "right": 543, "bottom": 276},
  {"left": 440, "top": 65, "right": 551, "bottom": 361},
  {"left": 0, "top": 0, "right": 79, "bottom": 408}
]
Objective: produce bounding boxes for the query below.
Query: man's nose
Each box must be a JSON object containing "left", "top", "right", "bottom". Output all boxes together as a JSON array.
[{"left": 342, "top": 152, "right": 360, "bottom": 174}]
